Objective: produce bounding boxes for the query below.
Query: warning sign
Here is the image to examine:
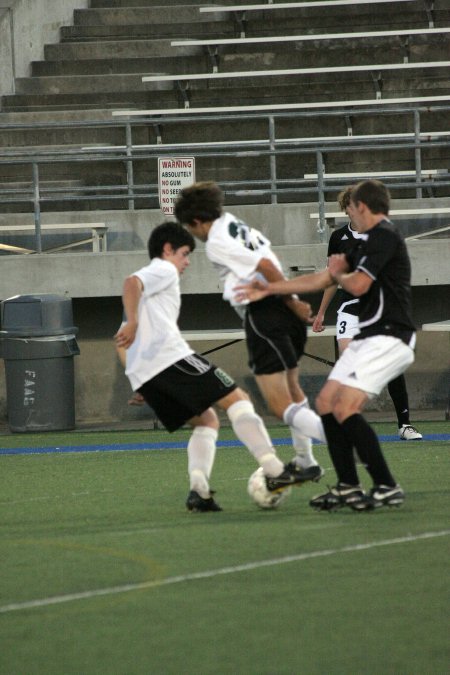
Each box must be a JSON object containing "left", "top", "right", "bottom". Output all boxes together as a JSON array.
[{"left": 158, "top": 157, "right": 196, "bottom": 216}]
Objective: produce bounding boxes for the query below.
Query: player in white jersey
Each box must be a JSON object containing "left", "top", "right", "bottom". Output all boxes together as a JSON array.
[
  {"left": 236, "top": 180, "right": 415, "bottom": 511},
  {"left": 313, "top": 186, "right": 422, "bottom": 441},
  {"left": 115, "top": 222, "right": 313, "bottom": 512},
  {"left": 175, "top": 181, "right": 326, "bottom": 483}
]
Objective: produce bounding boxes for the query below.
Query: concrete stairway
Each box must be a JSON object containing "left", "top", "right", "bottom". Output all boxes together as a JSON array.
[
  {"left": 2, "top": 1, "right": 450, "bottom": 114},
  {"left": 0, "top": 0, "right": 449, "bottom": 213}
]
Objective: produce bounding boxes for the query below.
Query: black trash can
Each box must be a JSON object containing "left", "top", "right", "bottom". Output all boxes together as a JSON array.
[{"left": 0, "top": 294, "right": 80, "bottom": 432}]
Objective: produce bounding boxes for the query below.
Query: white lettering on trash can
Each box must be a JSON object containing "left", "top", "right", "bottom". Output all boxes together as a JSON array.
[{"left": 24, "top": 370, "right": 36, "bottom": 406}]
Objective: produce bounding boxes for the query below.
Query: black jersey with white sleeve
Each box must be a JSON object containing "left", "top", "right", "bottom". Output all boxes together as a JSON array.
[{"left": 348, "top": 219, "right": 416, "bottom": 345}]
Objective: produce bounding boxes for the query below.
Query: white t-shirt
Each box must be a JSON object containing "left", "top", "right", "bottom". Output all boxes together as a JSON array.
[
  {"left": 206, "top": 212, "right": 283, "bottom": 310},
  {"left": 125, "top": 257, "right": 193, "bottom": 390}
]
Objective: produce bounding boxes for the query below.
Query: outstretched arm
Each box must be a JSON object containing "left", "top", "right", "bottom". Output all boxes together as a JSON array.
[
  {"left": 235, "top": 267, "right": 335, "bottom": 303},
  {"left": 256, "top": 257, "right": 313, "bottom": 322}
]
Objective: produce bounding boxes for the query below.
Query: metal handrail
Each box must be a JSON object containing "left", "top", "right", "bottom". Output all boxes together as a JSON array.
[{"left": 0, "top": 103, "right": 449, "bottom": 250}]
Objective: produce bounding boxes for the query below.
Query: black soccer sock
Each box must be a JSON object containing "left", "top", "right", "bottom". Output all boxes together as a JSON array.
[
  {"left": 321, "top": 413, "right": 359, "bottom": 485},
  {"left": 341, "top": 414, "right": 396, "bottom": 487},
  {"left": 388, "top": 374, "right": 410, "bottom": 428}
]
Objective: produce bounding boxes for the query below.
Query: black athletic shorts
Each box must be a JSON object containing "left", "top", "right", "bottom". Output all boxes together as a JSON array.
[
  {"left": 245, "top": 296, "right": 307, "bottom": 375},
  {"left": 137, "top": 353, "right": 237, "bottom": 432}
]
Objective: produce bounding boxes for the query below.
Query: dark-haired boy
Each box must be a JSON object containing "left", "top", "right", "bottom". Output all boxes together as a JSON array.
[{"left": 115, "top": 222, "right": 310, "bottom": 512}]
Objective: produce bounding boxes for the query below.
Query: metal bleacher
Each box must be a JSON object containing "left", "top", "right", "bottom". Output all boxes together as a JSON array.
[
  {"left": 0, "top": 0, "right": 449, "bottom": 222},
  {"left": 114, "top": 0, "right": 450, "bottom": 215}
]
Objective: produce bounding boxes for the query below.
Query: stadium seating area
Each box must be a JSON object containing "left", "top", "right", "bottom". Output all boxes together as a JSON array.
[{"left": 0, "top": 0, "right": 449, "bottom": 215}]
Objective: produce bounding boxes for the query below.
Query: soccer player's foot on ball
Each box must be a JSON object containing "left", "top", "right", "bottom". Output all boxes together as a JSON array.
[
  {"left": 266, "top": 463, "right": 323, "bottom": 493},
  {"left": 309, "top": 483, "right": 366, "bottom": 511},
  {"left": 286, "top": 461, "right": 324, "bottom": 483},
  {"left": 186, "top": 490, "right": 223, "bottom": 512},
  {"left": 398, "top": 424, "right": 422, "bottom": 440}
]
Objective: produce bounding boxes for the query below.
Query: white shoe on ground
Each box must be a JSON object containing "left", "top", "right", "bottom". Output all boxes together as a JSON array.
[{"left": 399, "top": 424, "right": 422, "bottom": 440}]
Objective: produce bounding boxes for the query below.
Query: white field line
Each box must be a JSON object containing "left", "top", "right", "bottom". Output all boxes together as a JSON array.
[{"left": 1, "top": 530, "right": 448, "bottom": 614}]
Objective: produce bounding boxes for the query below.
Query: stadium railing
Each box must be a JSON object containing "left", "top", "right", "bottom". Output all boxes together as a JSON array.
[
  {"left": 1, "top": 103, "right": 449, "bottom": 237},
  {"left": 309, "top": 207, "right": 450, "bottom": 230},
  {"left": 304, "top": 170, "right": 448, "bottom": 180},
  {"left": 0, "top": 223, "right": 108, "bottom": 255}
]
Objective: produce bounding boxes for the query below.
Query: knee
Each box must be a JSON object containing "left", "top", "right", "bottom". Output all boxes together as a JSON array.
[
  {"left": 269, "top": 403, "right": 286, "bottom": 420},
  {"left": 263, "top": 391, "right": 289, "bottom": 419},
  {"left": 332, "top": 402, "right": 347, "bottom": 424},
  {"left": 316, "top": 389, "right": 331, "bottom": 416},
  {"left": 233, "top": 387, "right": 250, "bottom": 402},
  {"left": 332, "top": 395, "right": 359, "bottom": 424},
  {"left": 288, "top": 381, "right": 303, "bottom": 402},
  {"left": 197, "top": 407, "right": 220, "bottom": 431}
]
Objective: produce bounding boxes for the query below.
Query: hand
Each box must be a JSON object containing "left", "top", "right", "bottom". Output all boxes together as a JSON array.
[
  {"left": 312, "top": 313, "right": 325, "bottom": 332},
  {"left": 234, "top": 278, "right": 269, "bottom": 303},
  {"left": 328, "top": 254, "right": 349, "bottom": 279},
  {"left": 286, "top": 298, "right": 313, "bottom": 323},
  {"left": 114, "top": 321, "right": 138, "bottom": 349}
]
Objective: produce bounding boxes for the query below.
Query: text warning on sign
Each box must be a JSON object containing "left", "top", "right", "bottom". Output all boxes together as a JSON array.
[{"left": 158, "top": 157, "right": 195, "bottom": 216}]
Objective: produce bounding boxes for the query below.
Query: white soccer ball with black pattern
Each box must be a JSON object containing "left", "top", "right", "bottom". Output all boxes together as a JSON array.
[{"left": 247, "top": 467, "right": 292, "bottom": 509}]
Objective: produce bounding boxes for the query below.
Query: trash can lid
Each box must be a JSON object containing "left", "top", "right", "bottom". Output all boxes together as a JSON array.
[{"left": 0, "top": 294, "right": 78, "bottom": 337}]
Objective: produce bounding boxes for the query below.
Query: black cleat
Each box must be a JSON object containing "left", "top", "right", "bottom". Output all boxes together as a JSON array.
[
  {"left": 266, "top": 463, "right": 323, "bottom": 493},
  {"left": 309, "top": 483, "right": 366, "bottom": 511},
  {"left": 286, "top": 462, "right": 324, "bottom": 483},
  {"left": 367, "top": 484, "right": 405, "bottom": 509},
  {"left": 186, "top": 490, "right": 223, "bottom": 513}
]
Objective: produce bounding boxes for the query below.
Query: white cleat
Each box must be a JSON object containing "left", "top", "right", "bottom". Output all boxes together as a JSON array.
[{"left": 399, "top": 424, "right": 423, "bottom": 440}]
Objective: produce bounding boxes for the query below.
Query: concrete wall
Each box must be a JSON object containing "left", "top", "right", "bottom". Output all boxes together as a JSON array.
[
  {"left": 0, "top": 240, "right": 450, "bottom": 300},
  {"left": 0, "top": 298, "right": 448, "bottom": 430},
  {"left": 0, "top": 199, "right": 449, "bottom": 429},
  {"left": 0, "top": 0, "right": 88, "bottom": 101},
  {"left": 1, "top": 198, "right": 450, "bottom": 298}
]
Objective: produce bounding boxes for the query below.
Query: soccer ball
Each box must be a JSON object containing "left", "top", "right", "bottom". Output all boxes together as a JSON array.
[{"left": 247, "top": 467, "right": 291, "bottom": 509}]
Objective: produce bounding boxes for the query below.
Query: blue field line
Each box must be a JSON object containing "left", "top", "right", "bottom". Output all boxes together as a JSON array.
[{"left": 0, "top": 433, "right": 449, "bottom": 456}]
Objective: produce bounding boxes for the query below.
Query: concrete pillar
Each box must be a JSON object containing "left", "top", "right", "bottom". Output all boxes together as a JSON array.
[{"left": 0, "top": 0, "right": 88, "bottom": 101}]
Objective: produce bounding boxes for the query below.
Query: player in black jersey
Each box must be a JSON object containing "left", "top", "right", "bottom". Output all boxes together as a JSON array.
[
  {"left": 312, "top": 186, "right": 422, "bottom": 442},
  {"left": 235, "top": 180, "right": 415, "bottom": 510}
]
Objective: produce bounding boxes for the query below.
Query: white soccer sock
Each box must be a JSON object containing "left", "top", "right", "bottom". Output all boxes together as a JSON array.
[
  {"left": 187, "top": 426, "right": 218, "bottom": 498},
  {"left": 289, "top": 427, "right": 317, "bottom": 468},
  {"left": 283, "top": 398, "right": 326, "bottom": 443},
  {"left": 289, "top": 398, "right": 319, "bottom": 467},
  {"left": 227, "top": 400, "right": 284, "bottom": 477}
]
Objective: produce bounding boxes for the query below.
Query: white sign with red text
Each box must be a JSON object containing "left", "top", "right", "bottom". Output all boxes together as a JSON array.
[{"left": 158, "top": 157, "right": 195, "bottom": 216}]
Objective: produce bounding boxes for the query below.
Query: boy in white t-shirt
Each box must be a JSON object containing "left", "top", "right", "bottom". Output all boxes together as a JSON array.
[
  {"left": 175, "top": 182, "right": 326, "bottom": 481},
  {"left": 115, "top": 222, "right": 315, "bottom": 512}
]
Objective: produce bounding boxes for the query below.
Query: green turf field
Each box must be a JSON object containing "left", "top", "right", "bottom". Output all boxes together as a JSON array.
[{"left": 1, "top": 421, "right": 449, "bottom": 675}]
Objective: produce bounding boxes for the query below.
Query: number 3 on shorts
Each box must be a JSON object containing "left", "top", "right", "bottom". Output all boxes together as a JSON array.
[{"left": 339, "top": 320, "right": 347, "bottom": 335}]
